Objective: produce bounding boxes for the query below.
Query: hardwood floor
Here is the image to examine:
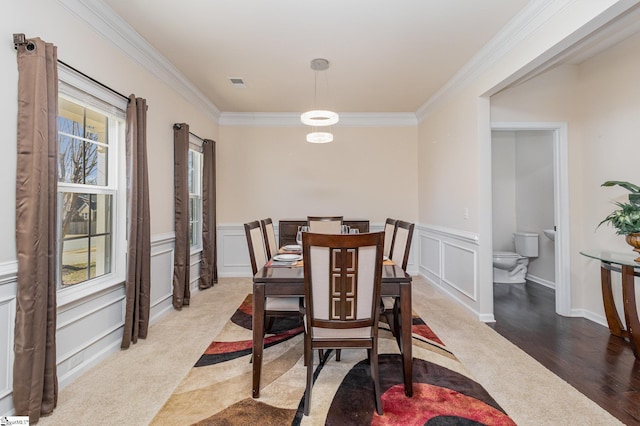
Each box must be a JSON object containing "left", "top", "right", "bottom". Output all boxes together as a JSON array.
[{"left": 489, "top": 281, "right": 640, "bottom": 425}]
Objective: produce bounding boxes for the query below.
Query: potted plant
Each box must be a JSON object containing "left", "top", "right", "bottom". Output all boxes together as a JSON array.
[{"left": 598, "top": 180, "right": 640, "bottom": 260}]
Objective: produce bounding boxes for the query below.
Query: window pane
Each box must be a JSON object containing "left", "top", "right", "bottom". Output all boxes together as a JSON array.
[
  {"left": 84, "top": 143, "right": 109, "bottom": 186},
  {"left": 58, "top": 98, "right": 85, "bottom": 137},
  {"left": 59, "top": 191, "right": 113, "bottom": 287},
  {"left": 90, "top": 235, "right": 112, "bottom": 279},
  {"left": 90, "top": 194, "right": 112, "bottom": 235},
  {"left": 60, "top": 192, "right": 89, "bottom": 236},
  {"left": 58, "top": 99, "right": 110, "bottom": 186},
  {"left": 61, "top": 237, "right": 89, "bottom": 286},
  {"left": 85, "top": 108, "right": 108, "bottom": 143},
  {"left": 58, "top": 135, "right": 85, "bottom": 184},
  {"left": 188, "top": 151, "right": 195, "bottom": 193},
  {"left": 189, "top": 197, "right": 196, "bottom": 246}
]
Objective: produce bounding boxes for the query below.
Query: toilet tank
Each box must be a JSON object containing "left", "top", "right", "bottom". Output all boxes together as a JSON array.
[{"left": 514, "top": 232, "right": 539, "bottom": 257}]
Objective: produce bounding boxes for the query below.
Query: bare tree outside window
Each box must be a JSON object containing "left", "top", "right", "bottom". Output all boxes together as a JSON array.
[{"left": 58, "top": 97, "right": 112, "bottom": 287}]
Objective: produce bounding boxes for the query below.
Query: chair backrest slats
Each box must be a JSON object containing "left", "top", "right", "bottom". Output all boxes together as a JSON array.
[
  {"left": 307, "top": 216, "right": 343, "bottom": 234},
  {"left": 303, "top": 232, "right": 384, "bottom": 336},
  {"left": 383, "top": 218, "right": 397, "bottom": 258},
  {"left": 244, "top": 220, "right": 268, "bottom": 275},
  {"left": 389, "top": 220, "right": 414, "bottom": 270},
  {"left": 260, "top": 218, "right": 278, "bottom": 259}
]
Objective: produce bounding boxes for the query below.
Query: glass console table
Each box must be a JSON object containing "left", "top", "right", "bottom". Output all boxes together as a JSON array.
[{"left": 580, "top": 250, "right": 640, "bottom": 359}]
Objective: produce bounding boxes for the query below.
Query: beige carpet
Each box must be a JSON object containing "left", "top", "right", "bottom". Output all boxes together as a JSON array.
[{"left": 37, "top": 276, "right": 622, "bottom": 426}]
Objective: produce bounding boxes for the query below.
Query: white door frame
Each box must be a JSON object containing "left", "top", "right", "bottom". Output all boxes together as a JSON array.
[{"left": 491, "top": 122, "right": 571, "bottom": 316}]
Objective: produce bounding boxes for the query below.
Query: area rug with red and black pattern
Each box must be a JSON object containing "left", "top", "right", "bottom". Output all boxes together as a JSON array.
[{"left": 151, "top": 295, "right": 516, "bottom": 425}]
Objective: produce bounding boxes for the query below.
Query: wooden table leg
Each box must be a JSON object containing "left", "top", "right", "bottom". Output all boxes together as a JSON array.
[
  {"left": 252, "top": 283, "right": 265, "bottom": 398},
  {"left": 621, "top": 265, "right": 640, "bottom": 359},
  {"left": 601, "top": 265, "right": 627, "bottom": 338},
  {"left": 400, "top": 282, "right": 413, "bottom": 397}
]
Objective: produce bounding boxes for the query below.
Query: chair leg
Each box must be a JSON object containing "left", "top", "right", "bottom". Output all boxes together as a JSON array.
[
  {"left": 250, "top": 313, "right": 270, "bottom": 364},
  {"left": 393, "top": 299, "right": 402, "bottom": 351},
  {"left": 265, "top": 316, "right": 275, "bottom": 333},
  {"left": 336, "top": 349, "right": 341, "bottom": 362},
  {"left": 371, "top": 343, "right": 383, "bottom": 415},
  {"left": 304, "top": 338, "right": 313, "bottom": 416}
]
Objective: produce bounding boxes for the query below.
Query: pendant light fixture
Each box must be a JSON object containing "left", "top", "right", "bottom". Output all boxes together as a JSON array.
[{"left": 301, "top": 58, "right": 338, "bottom": 143}]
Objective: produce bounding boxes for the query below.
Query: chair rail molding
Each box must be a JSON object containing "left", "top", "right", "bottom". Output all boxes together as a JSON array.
[{"left": 0, "top": 261, "right": 18, "bottom": 286}]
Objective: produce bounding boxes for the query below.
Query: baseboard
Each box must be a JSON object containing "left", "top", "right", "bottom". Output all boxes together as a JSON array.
[
  {"left": 526, "top": 274, "right": 555, "bottom": 289},
  {"left": 419, "top": 272, "right": 494, "bottom": 323},
  {"left": 575, "top": 308, "right": 609, "bottom": 329}
]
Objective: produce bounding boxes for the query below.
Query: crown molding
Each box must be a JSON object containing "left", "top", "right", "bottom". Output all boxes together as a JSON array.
[
  {"left": 219, "top": 112, "right": 417, "bottom": 127},
  {"left": 56, "top": 0, "right": 221, "bottom": 121},
  {"left": 416, "top": 0, "right": 578, "bottom": 122},
  {"left": 58, "top": 0, "right": 607, "bottom": 127}
]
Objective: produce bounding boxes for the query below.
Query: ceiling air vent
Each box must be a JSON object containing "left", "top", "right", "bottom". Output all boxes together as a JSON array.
[{"left": 229, "top": 77, "right": 246, "bottom": 88}]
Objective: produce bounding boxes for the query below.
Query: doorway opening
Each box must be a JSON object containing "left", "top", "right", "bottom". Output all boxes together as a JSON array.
[{"left": 491, "top": 122, "right": 571, "bottom": 316}]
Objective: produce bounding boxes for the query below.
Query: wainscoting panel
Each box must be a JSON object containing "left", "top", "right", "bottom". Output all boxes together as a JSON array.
[
  {"left": 0, "top": 263, "right": 17, "bottom": 416},
  {"left": 416, "top": 224, "right": 480, "bottom": 314},
  {"left": 56, "top": 285, "right": 125, "bottom": 386},
  {"left": 149, "top": 233, "right": 176, "bottom": 321},
  {"left": 442, "top": 242, "right": 477, "bottom": 300},
  {"left": 218, "top": 224, "right": 253, "bottom": 277},
  {"left": 420, "top": 234, "right": 441, "bottom": 282}
]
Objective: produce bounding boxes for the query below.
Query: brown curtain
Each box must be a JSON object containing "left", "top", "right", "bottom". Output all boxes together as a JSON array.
[
  {"left": 172, "top": 123, "right": 190, "bottom": 308},
  {"left": 121, "top": 95, "right": 151, "bottom": 349},
  {"left": 14, "top": 37, "right": 59, "bottom": 423},
  {"left": 199, "top": 139, "right": 218, "bottom": 289}
]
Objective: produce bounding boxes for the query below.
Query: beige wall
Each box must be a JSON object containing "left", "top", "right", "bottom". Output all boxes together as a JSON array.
[
  {"left": 416, "top": 0, "right": 629, "bottom": 317},
  {"left": 490, "top": 27, "right": 640, "bottom": 317},
  {"left": 491, "top": 131, "right": 517, "bottom": 251},
  {"left": 0, "top": 0, "right": 218, "bottom": 263},
  {"left": 515, "top": 131, "right": 555, "bottom": 283},
  {"left": 418, "top": 92, "right": 480, "bottom": 231},
  {"left": 217, "top": 125, "right": 418, "bottom": 224}
]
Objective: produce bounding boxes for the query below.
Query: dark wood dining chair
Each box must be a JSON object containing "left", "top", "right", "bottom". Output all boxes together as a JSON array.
[
  {"left": 307, "top": 215, "right": 343, "bottom": 234},
  {"left": 383, "top": 218, "right": 398, "bottom": 258},
  {"left": 382, "top": 220, "right": 414, "bottom": 346},
  {"left": 244, "top": 221, "right": 301, "bottom": 336},
  {"left": 301, "top": 231, "right": 385, "bottom": 416},
  {"left": 389, "top": 220, "right": 414, "bottom": 270},
  {"left": 260, "top": 218, "right": 278, "bottom": 259}
]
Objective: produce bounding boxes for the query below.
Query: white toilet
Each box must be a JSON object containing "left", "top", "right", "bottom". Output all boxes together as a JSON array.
[{"left": 493, "top": 232, "right": 539, "bottom": 284}]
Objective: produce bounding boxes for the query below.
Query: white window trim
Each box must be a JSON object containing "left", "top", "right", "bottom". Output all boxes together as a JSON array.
[{"left": 57, "top": 65, "right": 128, "bottom": 308}]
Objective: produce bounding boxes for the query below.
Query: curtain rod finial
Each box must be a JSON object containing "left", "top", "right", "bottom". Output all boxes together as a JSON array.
[
  {"left": 13, "top": 33, "right": 26, "bottom": 44},
  {"left": 13, "top": 33, "right": 26, "bottom": 50},
  {"left": 13, "top": 33, "right": 35, "bottom": 51}
]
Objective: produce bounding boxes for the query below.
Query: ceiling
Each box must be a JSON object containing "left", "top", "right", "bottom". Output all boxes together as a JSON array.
[{"left": 100, "top": 0, "right": 531, "bottom": 115}]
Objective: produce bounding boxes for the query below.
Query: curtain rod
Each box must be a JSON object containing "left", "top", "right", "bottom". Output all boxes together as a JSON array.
[
  {"left": 58, "top": 60, "right": 129, "bottom": 102},
  {"left": 13, "top": 33, "right": 129, "bottom": 102},
  {"left": 173, "top": 123, "right": 209, "bottom": 143}
]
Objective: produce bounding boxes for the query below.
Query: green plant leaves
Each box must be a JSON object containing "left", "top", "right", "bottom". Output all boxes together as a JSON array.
[{"left": 599, "top": 181, "right": 640, "bottom": 234}]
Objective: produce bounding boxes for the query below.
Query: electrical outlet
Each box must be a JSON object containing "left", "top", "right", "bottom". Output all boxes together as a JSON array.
[{"left": 463, "top": 207, "right": 469, "bottom": 220}]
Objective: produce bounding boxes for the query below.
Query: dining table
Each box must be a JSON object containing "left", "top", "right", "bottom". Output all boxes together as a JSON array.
[{"left": 252, "top": 255, "right": 413, "bottom": 399}]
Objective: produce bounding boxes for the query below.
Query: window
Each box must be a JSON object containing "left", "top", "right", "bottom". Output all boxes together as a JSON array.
[
  {"left": 188, "top": 138, "right": 203, "bottom": 251},
  {"left": 57, "top": 66, "right": 127, "bottom": 296}
]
